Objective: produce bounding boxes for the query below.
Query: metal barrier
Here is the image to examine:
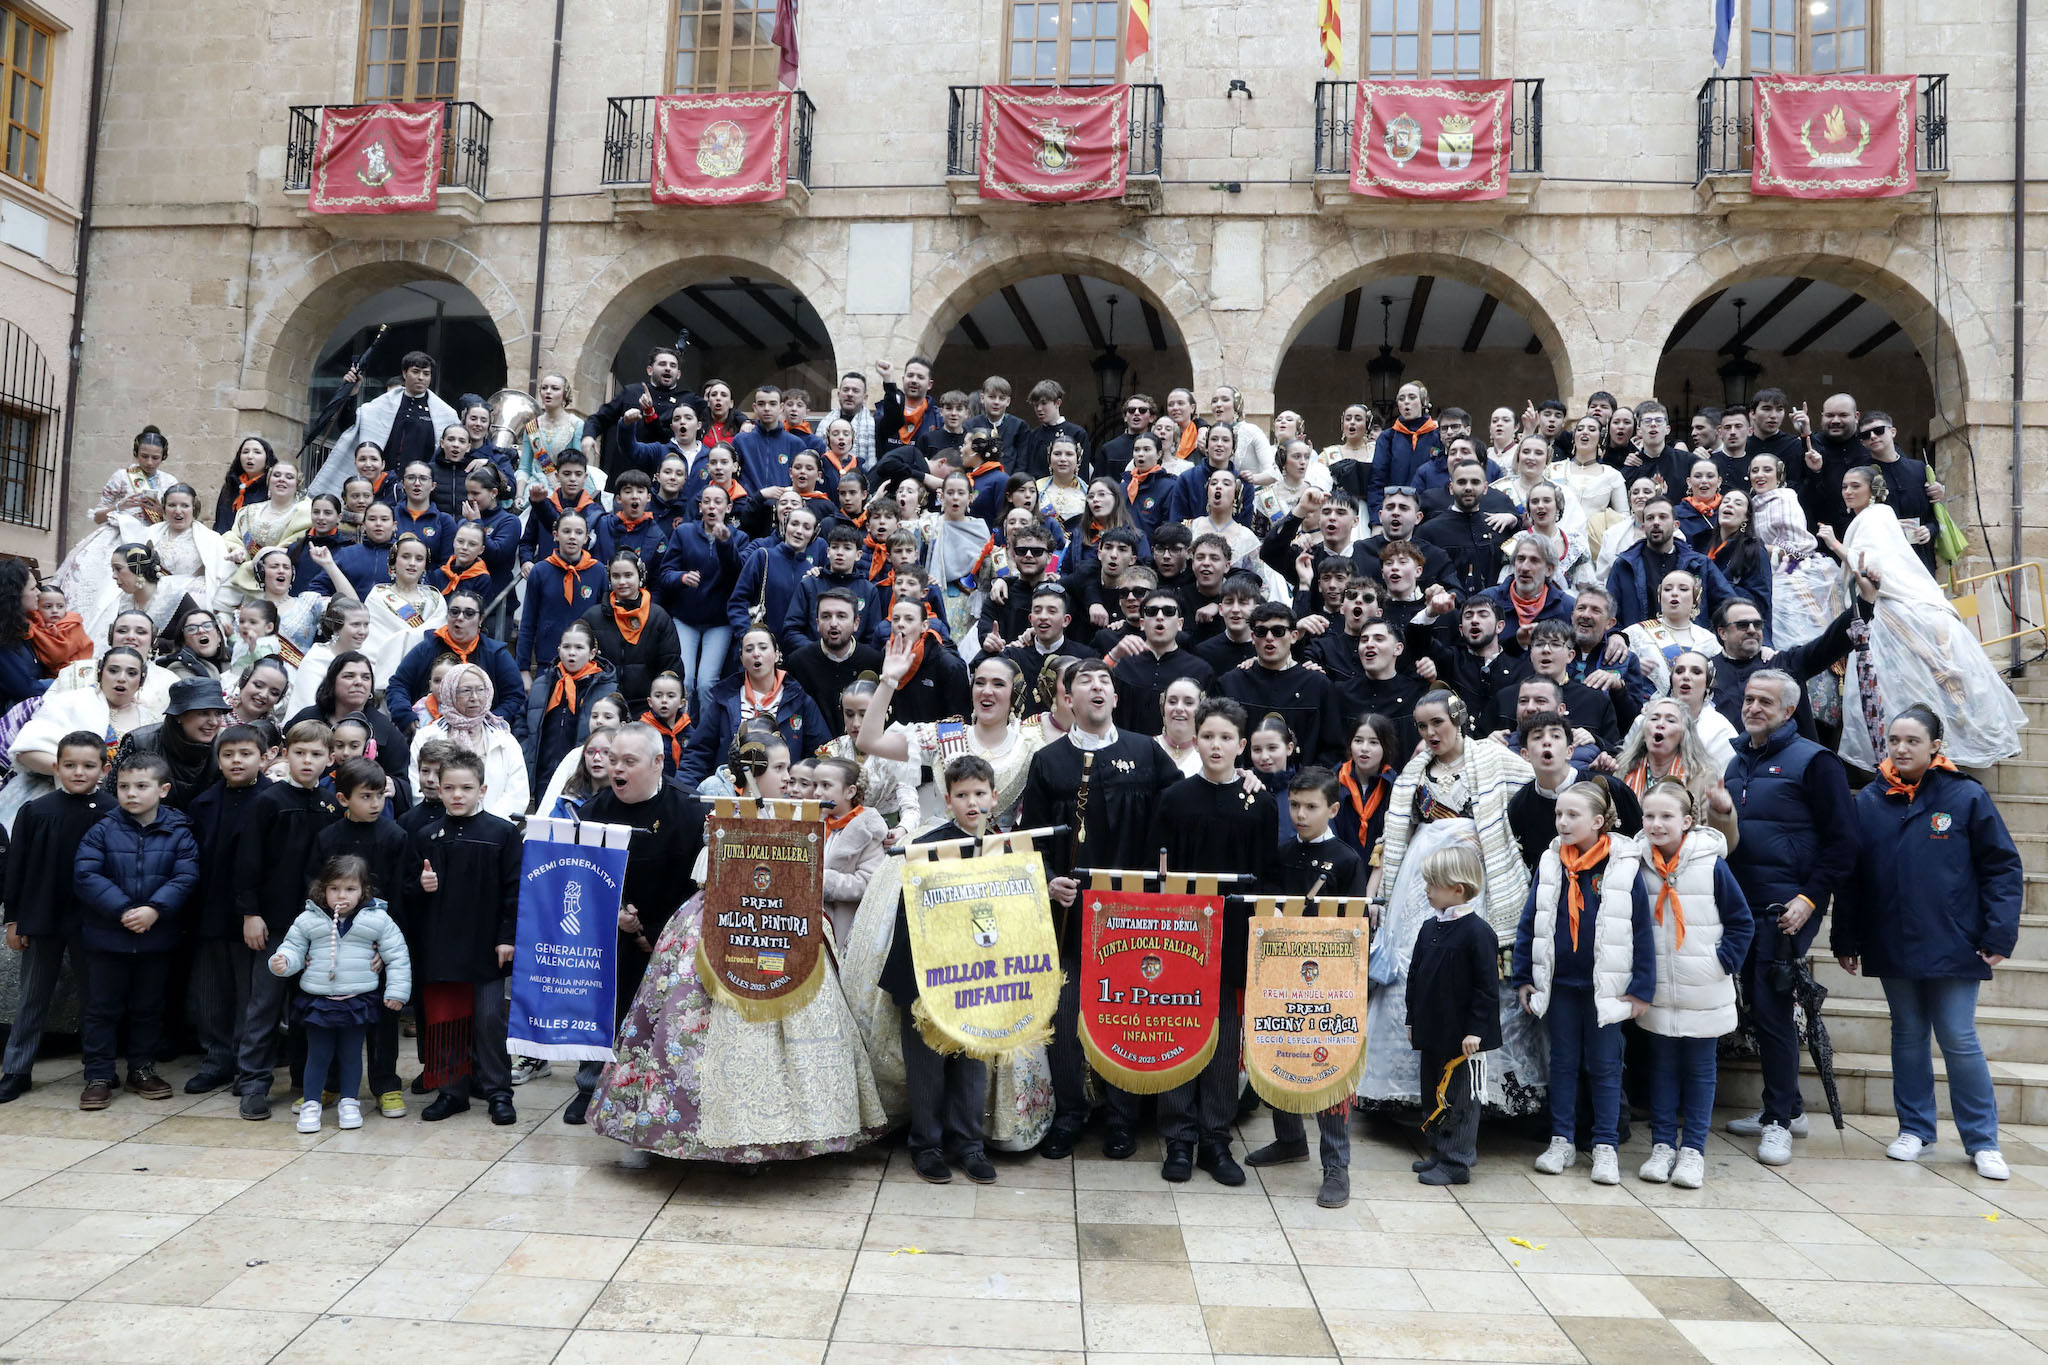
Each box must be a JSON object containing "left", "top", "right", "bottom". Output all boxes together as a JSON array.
[
  {"left": 1694, "top": 73, "right": 1947, "bottom": 181},
  {"left": 285, "top": 100, "right": 494, "bottom": 197},
  {"left": 1949, "top": 559, "right": 2048, "bottom": 657},
  {"left": 946, "top": 84, "right": 1165, "bottom": 179},
  {"left": 1313, "top": 78, "right": 1543, "bottom": 177},
  {"left": 601, "top": 91, "right": 817, "bottom": 186}
]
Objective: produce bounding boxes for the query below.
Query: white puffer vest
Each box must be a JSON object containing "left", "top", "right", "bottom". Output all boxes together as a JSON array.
[
  {"left": 1637, "top": 828, "right": 1736, "bottom": 1038},
  {"left": 1528, "top": 832, "right": 1643, "bottom": 1026}
]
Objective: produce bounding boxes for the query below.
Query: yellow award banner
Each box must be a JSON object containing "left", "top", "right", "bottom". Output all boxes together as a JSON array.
[
  {"left": 1244, "top": 916, "right": 1368, "bottom": 1114},
  {"left": 903, "top": 849, "right": 1064, "bottom": 1060}
]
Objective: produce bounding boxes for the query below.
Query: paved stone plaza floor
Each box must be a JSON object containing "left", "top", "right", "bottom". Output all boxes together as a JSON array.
[{"left": 2, "top": 1055, "right": 2047, "bottom": 1364}]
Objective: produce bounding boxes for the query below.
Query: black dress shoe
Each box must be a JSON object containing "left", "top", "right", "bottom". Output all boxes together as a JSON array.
[
  {"left": 1102, "top": 1126, "right": 1137, "bottom": 1160},
  {"left": 0, "top": 1073, "right": 30, "bottom": 1104},
  {"left": 410, "top": 1074, "right": 432, "bottom": 1095},
  {"left": 238, "top": 1092, "right": 271, "bottom": 1121},
  {"left": 489, "top": 1097, "right": 518, "bottom": 1126},
  {"left": 1412, "top": 1156, "right": 1440, "bottom": 1173},
  {"left": 421, "top": 1094, "right": 470, "bottom": 1122},
  {"left": 183, "top": 1071, "right": 230, "bottom": 1095},
  {"left": 1245, "top": 1139, "right": 1310, "bottom": 1167},
  {"left": 1038, "top": 1118, "right": 1084, "bottom": 1160},
  {"left": 1161, "top": 1139, "right": 1194, "bottom": 1183},
  {"left": 1197, "top": 1142, "right": 1246, "bottom": 1187},
  {"left": 959, "top": 1150, "right": 998, "bottom": 1184},
  {"left": 562, "top": 1092, "right": 591, "bottom": 1125},
  {"left": 911, "top": 1147, "right": 952, "bottom": 1183}
]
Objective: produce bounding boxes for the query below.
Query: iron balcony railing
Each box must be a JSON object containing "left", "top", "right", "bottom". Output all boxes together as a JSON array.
[
  {"left": 284, "top": 100, "right": 493, "bottom": 198},
  {"left": 1695, "top": 73, "right": 1947, "bottom": 180},
  {"left": 946, "top": 83, "right": 1165, "bottom": 180},
  {"left": 1313, "top": 78, "right": 1543, "bottom": 177},
  {"left": 601, "top": 92, "right": 816, "bottom": 187},
  {"left": 0, "top": 321, "right": 59, "bottom": 532}
]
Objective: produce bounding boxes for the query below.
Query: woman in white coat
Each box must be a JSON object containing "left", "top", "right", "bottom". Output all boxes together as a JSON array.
[
  {"left": 408, "top": 662, "right": 529, "bottom": 819},
  {"left": 1, "top": 646, "right": 160, "bottom": 830}
]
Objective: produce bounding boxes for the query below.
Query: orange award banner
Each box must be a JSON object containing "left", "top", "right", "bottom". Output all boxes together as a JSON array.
[
  {"left": 1077, "top": 890, "right": 1222, "bottom": 1094},
  {"left": 979, "top": 84, "right": 1130, "bottom": 203},
  {"left": 1244, "top": 915, "right": 1367, "bottom": 1114},
  {"left": 308, "top": 102, "right": 444, "bottom": 215},
  {"left": 651, "top": 92, "right": 792, "bottom": 205},
  {"left": 1752, "top": 74, "right": 1915, "bottom": 200},
  {"left": 1350, "top": 79, "right": 1511, "bottom": 201}
]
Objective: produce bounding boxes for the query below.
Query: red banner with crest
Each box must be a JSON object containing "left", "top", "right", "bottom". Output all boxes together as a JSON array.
[
  {"left": 1349, "top": 80, "right": 1511, "bottom": 201},
  {"left": 978, "top": 84, "right": 1130, "bottom": 203},
  {"left": 1077, "top": 889, "right": 1222, "bottom": 1093},
  {"left": 1752, "top": 74, "right": 1915, "bottom": 199},
  {"left": 308, "top": 102, "right": 443, "bottom": 214},
  {"left": 651, "top": 92, "right": 792, "bottom": 205}
]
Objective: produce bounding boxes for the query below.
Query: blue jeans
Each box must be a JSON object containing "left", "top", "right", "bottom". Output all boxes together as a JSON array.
[
  {"left": 1545, "top": 984, "right": 1623, "bottom": 1146},
  {"left": 1648, "top": 1033, "right": 1718, "bottom": 1152},
  {"left": 677, "top": 623, "right": 730, "bottom": 716},
  {"left": 301, "top": 1022, "right": 366, "bottom": 1105},
  {"left": 1881, "top": 976, "right": 2000, "bottom": 1153}
]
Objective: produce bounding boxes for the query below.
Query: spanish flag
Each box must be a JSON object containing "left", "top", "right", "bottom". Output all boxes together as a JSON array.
[
  {"left": 1317, "top": 0, "right": 1341, "bottom": 70},
  {"left": 1125, "top": 0, "right": 1150, "bottom": 63}
]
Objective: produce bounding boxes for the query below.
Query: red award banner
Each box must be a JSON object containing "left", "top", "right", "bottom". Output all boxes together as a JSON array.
[
  {"left": 1077, "top": 890, "right": 1222, "bottom": 1093},
  {"left": 651, "top": 92, "right": 792, "bottom": 205},
  {"left": 1350, "top": 79, "right": 1511, "bottom": 201},
  {"left": 1752, "top": 74, "right": 1915, "bottom": 200},
  {"left": 978, "top": 84, "right": 1130, "bottom": 203},
  {"left": 308, "top": 102, "right": 444, "bottom": 215}
]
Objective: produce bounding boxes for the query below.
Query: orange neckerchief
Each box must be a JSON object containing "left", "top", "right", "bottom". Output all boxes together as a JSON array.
[
  {"left": 1881, "top": 753, "right": 1960, "bottom": 799},
  {"left": 897, "top": 395, "right": 929, "bottom": 445},
  {"left": 966, "top": 458, "right": 1004, "bottom": 482},
  {"left": 1558, "top": 836, "right": 1611, "bottom": 952},
  {"left": 546, "top": 550, "right": 597, "bottom": 603},
  {"left": 547, "top": 660, "right": 601, "bottom": 715},
  {"left": 864, "top": 536, "right": 894, "bottom": 585},
  {"left": 1686, "top": 493, "right": 1722, "bottom": 520},
  {"left": 26, "top": 612, "right": 92, "bottom": 674},
  {"left": 1508, "top": 580, "right": 1550, "bottom": 627},
  {"left": 641, "top": 709, "right": 690, "bottom": 763},
  {"left": 824, "top": 450, "right": 858, "bottom": 479},
  {"left": 437, "top": 558, "right": 489, "bottom": 597},
  {"left": 548, "top": 488, "right": 596, "bottom": 517},
  {"left": 232, "top": 470, "right": 265, "bottom": 515},
  {"left": 1339, "top": 760, "right": 1388, "bottom": 842},
  {"left": 901, "top": 626, "right": 935, "bottom": 682},
  {"left": 709, "top": 476, "right": 747, "bottom": 505},
  {"left": 1393, "top": 417, "right": 1439, "bottom": 439},
  {"left": 741, "top": 669, "right": 786, "bottom": 722},
  {"left": 1175, "top": 420, "right": 1201, "bottom": 462},
  {"left": 1626, "top": 753, "right": 1685, "bottom": 795},
  {"left": 824, "top": 802, "right": 867, "bottom": 835},
  {"left": 431, "top": 626, "right": 476, "bottom": 662},
  {"left": 1649, "top": 838, "right": 1688, "bottom": 950},
  {"left": 610, "top": 592, "right": 652, "bottom": 646},
  {"left": 613, "top": 508, "right": 652, "bottom": 533},
  {"left": 1127, "top": 465, "right": 1168, "bottom": 504},
  {"left": 366, "top": 470, "right": 393, "bottom": 500},
  {"left": 421, "top": 693, "right": 441, "bottom": 720},
  {"left": 787, "top": 419, "right": 813, "bottom": 436}
]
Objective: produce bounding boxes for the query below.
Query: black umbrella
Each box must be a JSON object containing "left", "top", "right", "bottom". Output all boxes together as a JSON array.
[
  {"left": 1766, "top": 919, "right": 1845, "bottom": 1130},
  {"left": 297, "top": 324, "right": 389, "bottom": 460}
]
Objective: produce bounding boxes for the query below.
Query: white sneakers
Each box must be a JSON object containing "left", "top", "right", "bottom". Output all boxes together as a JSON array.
[
  {"left": 1975, "top": 1149, "right": 2012, "bottom": 1181},
  {"left": 1756, "top": 1122, "right": 1794, "bottom": 1166},
  {"left": 1729, "top": 1109, "right": 1810, "bottom": 1138},
  {"left": 510, "top": 1057, "right": 552, "bottom": 1086},
  {"left": 1886, "top": 1133, "right": 1929, "bottom": 1162},
  {"left": 337, "top": 1098, "right": 363, "bottom": 1131},
  {"left": 1589, "top": 1145, "right": 1621, "bottom": 1185},
  {"left": 1639, "top": 1143, "right": 1678, "bottom": 1183},
  {"left": 297, "top": 1100, "right": 322, "bottom": 1135},
  {"left": 1672, "top": 1147, "right": 1707, "bottom": 1188},
  {"left": 1533, "top": 1136, "right": 1576, "bottom": 1174}
]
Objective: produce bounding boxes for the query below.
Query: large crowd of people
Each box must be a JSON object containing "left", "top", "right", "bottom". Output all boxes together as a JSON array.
[{"left": 0, "top": 345, "right": 2027, "bottom": 1204}]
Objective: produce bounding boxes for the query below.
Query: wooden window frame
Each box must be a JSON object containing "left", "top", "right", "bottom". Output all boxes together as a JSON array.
[
  {"left": 1743, "top": 0, "right": 1877, "bottom": 75},
  {"left": 1362, "top": 0, "right": 1492, "bottom": 81},
  {"left": 1001, "top": 0, "right": 1126, "bottom": 87},
  {"left": 1, "top": 4, "right": 55, "bottom": 192},
  {"left": 668, "top": 0, "right": 785, "bottom": 95},
  {"left": 0, "top": 401, "right": 42, "bottom": 524},
  {"left": 355, "top": 0, "right": 462, "bottom": 104}
]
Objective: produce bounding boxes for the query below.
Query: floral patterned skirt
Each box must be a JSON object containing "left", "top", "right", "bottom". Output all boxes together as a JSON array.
[{"left": 589, "top": 892, "right": 890, "bottom": 1162}]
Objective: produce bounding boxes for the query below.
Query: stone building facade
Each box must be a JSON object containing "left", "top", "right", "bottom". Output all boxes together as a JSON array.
[{"left": 47, "top": 0, "right": 2048, "bottom": 614}]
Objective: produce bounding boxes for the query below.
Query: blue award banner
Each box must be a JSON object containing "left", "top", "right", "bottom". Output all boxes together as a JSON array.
[{"left": 508, "top": 817, "right": 633, "bottom": 1063}]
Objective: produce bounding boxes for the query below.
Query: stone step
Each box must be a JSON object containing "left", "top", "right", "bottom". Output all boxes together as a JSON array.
[
  {"left": 1814, "top": 956, "right": 2048, "bottom": 1011},
  {"left": 1983, "top": 794, "right": 2048, "bottom": 836},
  {"left": 2010, "top": 915, "right": 2048, "bottom": 958},
  {"left": 1982, "top": 759, "right": 2048, "bottom": 797},
  {"left": 1815, "top": 994, "right": 2048, "bottom": 1063},
  {"left": 1717, "top": 1051, "right": 2048, "bottom": 1126}
]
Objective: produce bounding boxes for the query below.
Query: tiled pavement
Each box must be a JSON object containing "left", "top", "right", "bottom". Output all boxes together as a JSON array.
[{"left": 4, "top": 1054, "right": 2048, "bottom": 1363}]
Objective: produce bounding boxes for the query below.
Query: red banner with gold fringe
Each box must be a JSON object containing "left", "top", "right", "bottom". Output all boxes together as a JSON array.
[
  {"left": 651, "top": 92, "right": 792, "bottom": 206},
  {"left": 1752, "top": 73, "right": 1915, "bottom": 199},
  {"left": 308, "top": 102, "right": 444, "bottom": 214},
  {"left": 978, "top": 84, "right": 1130, "bottom": 203},
  {"left": 1349, "top": 79, "right": 1511, "bottom": 201}
]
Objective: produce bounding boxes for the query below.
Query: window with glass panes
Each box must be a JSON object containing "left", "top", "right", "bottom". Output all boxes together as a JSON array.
[
  {"left": 1364, "top": 0, "right": 1487, "bottom": 80},
  {"left": 1005, "top": 0, "right": 1121, "bottom": 85},
  {"left": 672, "top": 0, "right": 783, "bottom": 93},
  {"left": 1, "top": 5, "right": 53, "bottom": 190},
  {"left": 359, "top": 0, "right": 461, "bottom": 101},
  {"left": 1747, "top": 0, "right": 1872, "bottom": 73},
  {"left": 0, "top": 407, "right": 35, "bottom": 522}
]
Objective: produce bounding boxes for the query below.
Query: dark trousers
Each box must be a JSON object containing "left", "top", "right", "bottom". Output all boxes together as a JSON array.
[
  {"left": 302, "top": 1023, "right": 367, "bottom": 1106},
  {"left": 81, "top": 949, "right": 171, "bottom": 1083},
  {"left": 234, "top": 950, "right": 296, "bottom": 1096},
  {"left": 901, "top": 1010, "right": 987, "bottom": 1157},
  {"left": 1545, "top": 985, "right": 1623, "bottom": 1147},
  {"left": 1742, "top": 915, "right": 1808, "bottom": 1127},
  {"left": 1420, "top": 1046, "right": 1480, "bottom": 1175},
  {"left": 189, "top": 939, "right": 250, "bottom": 1078},
  {"left": 302, "top": 993, "right": 401, "bottom": 1097},
  {"left": 1048, "top": 963, "right": 1141, "bottom": 1130},
  {"left": 1648, "top": 1033, "right": 1718, "bottom": 1152},
  {"left": 3, "top": 934, "right": 78, "bottom": 1075},
  {"left": 1271, "top": 1105, "right": 1351, "bottom": 1169},
  {"left": 1158, "top": 1008, "right": 1241, "bottom": 1149},
  {"left": 442, "top": 980, "right": 512, "bottom": 1103}
]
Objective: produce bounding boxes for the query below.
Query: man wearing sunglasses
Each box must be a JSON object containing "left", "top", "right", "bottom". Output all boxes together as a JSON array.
[
  {"left": 1216, "top": 603, "right": 1346, "bottom": 767},
  {"left": 1106, "top": 589, "right": 1213, "bottom": 736},
  {"left": 1707, "top": 565, "right": 1881, "bottom": 740},
  {"left": 977, "top": 526, "right": 1056, "bottom": 656},
  {"left": 384, "top": 589, "right": 526, "bottom": 737},
  {"left": 1857, "top": 411, "right": 1942, "bottom": 572},
  {"left": 1094, "top": 394, "right": 1157, "bottom": 482}
]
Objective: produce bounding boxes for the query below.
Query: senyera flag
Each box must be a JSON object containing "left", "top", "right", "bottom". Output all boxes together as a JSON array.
[
  {"left": 308, "top": 101, "right": 444, "bottom": 214},
  {"left": 508, "top": 816, "right": 631, "bottom": 1064},
  {"left": 651, "top": 91, "right": 793, "bottom": 205},
  {"left": 979, "top": 84, "right": 1130, "bottom": 203},
  {"left": 1752, "top": 73, "right": 1915, "bottom": 199},
  {"left": 1350, "top": 79, "right": 1511, "bottom": 201},
  {"left": 1078, "top": 888, "right": 1222, "bottom": 1093}
]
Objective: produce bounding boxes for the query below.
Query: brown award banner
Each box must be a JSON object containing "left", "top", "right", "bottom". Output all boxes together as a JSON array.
[
  {"left": 695, "top": 811, "right": 826, "bottom": 1022},
  {"left": 1244, "top": 915, "right": 1368, "bottom": 1114}
]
